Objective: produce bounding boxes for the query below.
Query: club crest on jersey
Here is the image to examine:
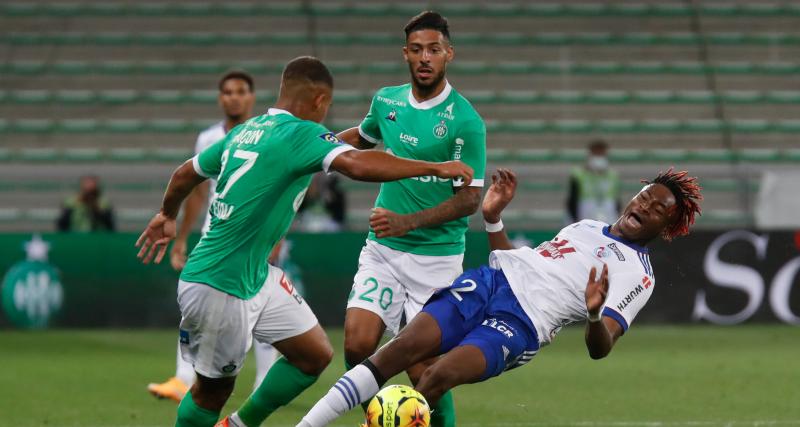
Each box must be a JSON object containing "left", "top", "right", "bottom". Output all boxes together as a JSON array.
[
  {"left": 319, "top": 132, "right": 343, "bottom": 144},
  {"left": 433, "top": 120, "right": 448, "bottom": 139},
  {"left": 594, "top": 246, "right": 609, "bottom": 258},
  {"left": 607, "top": 243, "right": 626, "bottom": 261},
  {"left": 386, "top": 110, "right": 397, "bottom": 121}
]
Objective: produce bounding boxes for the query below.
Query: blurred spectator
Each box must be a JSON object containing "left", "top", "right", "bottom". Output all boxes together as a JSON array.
[
  {"left": 566, "top": 140, "right": 620, "bottom": 224},
  {"left": 296, "top": 172, "right": 347, "bottom": 232},
  {"left": 56, "top": 175, "right": 115, "bottom": 232}
]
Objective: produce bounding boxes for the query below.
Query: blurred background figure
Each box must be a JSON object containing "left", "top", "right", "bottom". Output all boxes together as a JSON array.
[
  {"left": 566, "top": 140, "right": 620, "bottom": 224},
  {"left": 56, "top": 175, "right": 115, "bottom": 232},
  {"left": 296, "top": 173, "right": 347, "bottom": 232}
]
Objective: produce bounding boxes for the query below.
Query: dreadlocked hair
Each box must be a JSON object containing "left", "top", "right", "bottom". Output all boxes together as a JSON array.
[{"left": 642, "top": 168, "right": 703, "bottom": 241}]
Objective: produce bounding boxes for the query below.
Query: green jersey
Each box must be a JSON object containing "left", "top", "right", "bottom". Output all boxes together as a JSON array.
[
  {"left": 180, "top": 108, "right": 354, "bottom": 299},
  {"left": 359, "top": 82, "right": 486, "bottom": 256}
]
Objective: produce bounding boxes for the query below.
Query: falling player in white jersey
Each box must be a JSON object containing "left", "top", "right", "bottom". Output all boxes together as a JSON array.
[
  {"left": 298, "top": 168, "right": 702, "bottom": 427},
  {"left": 147, "top": 70, "right": 278, "bottom": 401}
]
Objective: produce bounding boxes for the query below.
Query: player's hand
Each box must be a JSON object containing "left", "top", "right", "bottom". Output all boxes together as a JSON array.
[
  {"left": 169, "top": 239, "right": 187, "bottom": 271},
  {"left": 585, "top": 264, "right": 609, "bottom": 318},
  {"left": 434, "top": 161, "right": 473, "bottom": 187},
  {"left": 482, "top": 168, "right": 517, "bottom": 223},
  {"left": 136, "top": 212, "right": 176, "bottom": 265},
  {"left": 370, "top": 208, "right": 414, "bottom": 238}
]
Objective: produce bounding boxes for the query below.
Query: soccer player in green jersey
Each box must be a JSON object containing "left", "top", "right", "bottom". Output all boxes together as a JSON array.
[
  {"left": 335, "top": 12, "right": 487, "bottom": 427},
  {"left": 135, "top": 56, "right": 474, "bottom": 427}
]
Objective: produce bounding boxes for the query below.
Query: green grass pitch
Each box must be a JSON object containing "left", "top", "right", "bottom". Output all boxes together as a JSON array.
[{"left": 1, "top": 326, "right": 798, "bottom": 426}]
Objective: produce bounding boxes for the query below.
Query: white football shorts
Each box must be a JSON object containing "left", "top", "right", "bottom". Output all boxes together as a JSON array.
[
  {"left": 177, "top": 264, "right": 317, "bottom": 378},
  {"left": 347, "top": 240, "right": 463, "bottom": 335}
]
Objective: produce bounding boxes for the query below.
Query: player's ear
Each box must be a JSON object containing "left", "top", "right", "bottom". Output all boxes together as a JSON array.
[
  {"left": 446, "top": 44, "right": 454, "bottom": 63},
  {"left": 402, "top": 45, "right": 409, "bottom": 62}
]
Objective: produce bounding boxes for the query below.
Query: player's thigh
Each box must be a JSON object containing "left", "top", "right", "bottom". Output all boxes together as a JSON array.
[
  {"left": 400, "top": 252, "right": 464, "bottom": 324},
  {"left": 370, "top": 312, "right": 444, "bottom": 380},
  {"left": 458, "top": 313, "right": 538, "bottom": 381},
  {"left": 252, "top": 266, "right": 319, "bottom": 346},
  {"left": 346, "top": 242, "right": 406, "bottom": 335},
  {"left": 177, "top": 280, "right": 251, "bottom": 378},
  {"left": 417, "top": 344, "right": 488, "bottom": 395}
]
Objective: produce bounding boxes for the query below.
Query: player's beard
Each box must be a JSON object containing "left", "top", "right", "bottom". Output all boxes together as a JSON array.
[{"left": 410, "top": 64, "right": 447, "bottom": 96}]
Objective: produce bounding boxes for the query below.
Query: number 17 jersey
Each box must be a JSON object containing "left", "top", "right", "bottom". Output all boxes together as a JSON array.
[{"left": 180, "top": 108, "right": 354, "bottom": 299}]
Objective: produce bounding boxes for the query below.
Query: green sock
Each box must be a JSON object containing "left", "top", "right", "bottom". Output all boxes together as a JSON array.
[
  {"left": 235, "top": 357, "right": 318, "bottom": 427},
  {"left": 175, "top": 391, "right": 220, "bottom": 427},
  {"left": 430, "top": 390, "right": 456, "bottom": 427}
]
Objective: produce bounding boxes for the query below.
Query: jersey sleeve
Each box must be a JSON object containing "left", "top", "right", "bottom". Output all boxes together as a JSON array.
[
  {"left": 601, "top": 267, "right": 655, "bottom": 334},
  {"left": 357, "top": 96, "right": 382, "bottom": 146},
  {"left": 192, "top": 136, "right": 228, "bottom": 179},
  {"left": 452, "top": 118, "right": 487, "bottom": 188},
  {"left": 291, "top": 123, "right": 356, "bottom": 175}
]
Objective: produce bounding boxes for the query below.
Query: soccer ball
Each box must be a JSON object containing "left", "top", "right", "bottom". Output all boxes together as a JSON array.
[{"left": 364, "top": 384, "right": 431, "bottom": 427}]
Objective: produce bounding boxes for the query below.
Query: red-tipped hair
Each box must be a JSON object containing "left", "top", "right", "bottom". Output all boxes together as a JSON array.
[{"left": 643, "top": 168, "right": 703, "bottom": 241}]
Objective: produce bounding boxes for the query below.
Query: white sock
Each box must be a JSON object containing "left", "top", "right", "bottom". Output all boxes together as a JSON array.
[
  {"left": 228, "top": 413, "right": 245, "bottom": 427},
  {"left": 299, "top": 364, "right": 380, "bottom": 427},
  {"left": 252, "top": 340, "right": 278, "bottom": 391},
  {"left": 175, "top": 341, "right": 196, "bottom": 386}
]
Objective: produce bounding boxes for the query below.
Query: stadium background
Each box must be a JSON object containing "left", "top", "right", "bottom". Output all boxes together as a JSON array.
[{"left": 0, "top": 1, "right": 798, "bottom": 426}]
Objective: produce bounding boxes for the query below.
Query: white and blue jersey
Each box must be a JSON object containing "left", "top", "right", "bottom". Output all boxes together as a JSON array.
[
  {"left": 422, "top": 220, "right": 655, "bottom": 380},
  {"left": 490, "top": 219, "right": 655, "bottom": 346},
  {"left": 193, "top": 121, "right": 226, "bottom": 235}
]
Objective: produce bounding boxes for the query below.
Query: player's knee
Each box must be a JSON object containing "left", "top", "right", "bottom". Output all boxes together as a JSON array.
[
  {"left": 191, "top": 377, "right": 235, "bottom": 411},
  {"left": 295, "top": 338, "right": 334, "bottom": 376},
  {"left": 416, "top": 364, "right": 454, "bottom": 400},
  {"left": 344, "top": 336, "right": 377, "bottom": 367}
]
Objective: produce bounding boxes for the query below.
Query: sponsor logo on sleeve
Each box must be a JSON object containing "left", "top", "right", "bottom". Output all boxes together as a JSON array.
[
  {"left": 616, "top": 283, "right": 646, "bottom": 312},
  {"left": 607, "top": 243, "right": 626, "bottom": 261},
  {"left": 319, "top": 132, "right": 343, "bottom": 144}
]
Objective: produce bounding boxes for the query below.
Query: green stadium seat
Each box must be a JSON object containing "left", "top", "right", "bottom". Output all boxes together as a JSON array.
[
  {"left": 0, "top": 208, "right": 23, "bottom": 222},
  {"left": 59, "top": 119, "right": 99, "bottom": 133},
  {"left": 738, "top": 149, "right": 780, "bottom": 162},
  {"left": 730, "top": 119, "right": 770, "bottom": 133},
  {"left": 100, "top": 90, "right": 139, "bottom": 104},
  {"left": 486, "top": 149, "right": 512, "bottom": 163},
  {"left": 517, "top": 149, "right": 556, "bottom": 163},
  {"left": 684, "top": 119, "right": 724, "bottom": 133},
  {"left": 104, "top": 119, "right": 143, "bottom": 133},
  {"left": 146, "top": 90, "right": 183, "bottom": 104},
  {"left": 13, "top": 119, "right": 55, "bottom": 133},
  {"left": 0, "top": 148, "right": 11, "bottom": 162},
  {"left": 690, "top": 149, "right": 735, "bottom": 163},
  {"left": 597, "top": 120, "right": 636, "bottom": 133},
  {"left": 19, "top": 148, "right": 58, "bottom": 162},
  {"left": 52, "top": 60, "right": 90, "bottom": 75},
  {"left": 641, "top": 119, "right": 681, "bottom": 132},
  {"left": 721, "top": 91, "right": 763, "bottom": 104},
  {"left": 142, "top": 61, "right": 179, "bottom": 74},
  {"left": 676, "top": 91, "right": 716, "bottom": 103},
  {"left": 63, "top": 148, "right": 102, "bottom": 162},
  {"left": 152, "top": 148, "right": 193, "bottom": 162},
  {"left": 12, "top": 90, "right": 51, "bottom": 104},
  {"left": 98, "top": 61, "right": 136, "bottom": 74},
  {"left": 543, "top": 91, "right": 585, "bottom": 104},
  {"left": 0, "top": 119, "right": 7, "bottom": 133},
  {"left": 648, "top": 149, "right": 690, "bottom": 163},
  {"left": 147, "top": 119, "right": 189, "bottom": 133},
  {"left": 766, "top": 91, "right": 800, "bottom": 104},
  {"left": 109, "top": 148, "right": 147, "bottom": 162},
  {"left": 782, "top": 149, "right": 800, "bottom": 162},
  {"left": 56, "top": 90, "right": 96, "bottom": 104},
  {"left": 555, "top": 149, "right": 586, "bottom": 162},
  {"left": 588, "top": 91, "right": 629, "bottom": 104},
  {"left": 609, "top": 149, "right": 644, "bottom": 163},
  {"left": 774, "top": 120, "right": 800, "bottom": 133}
]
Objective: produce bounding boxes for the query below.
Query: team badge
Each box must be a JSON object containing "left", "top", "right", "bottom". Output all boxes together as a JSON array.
[
  {"left": 433, "top": 120, "right": 448, "bottom": 139},
  {"left": 386, "top": 110, "right": 397, "bottom": 121},
  {"left": 319, "top": 132, "right": 343, "bottom": 144}
]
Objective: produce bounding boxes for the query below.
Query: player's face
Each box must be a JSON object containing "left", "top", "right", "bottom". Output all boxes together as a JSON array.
[
  {"left": 219, "top": 78, "right": 255, "bottom": 121},
  {"left": 616, "top": 183, "right": 678, "bottom": 243},
  {"left": 403, "top": 30, "right": 453, "bottom": 91}
]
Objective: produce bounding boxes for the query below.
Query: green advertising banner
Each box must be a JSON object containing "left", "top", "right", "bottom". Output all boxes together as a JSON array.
[{"left": 0, "top": 231, "right": 556, "bottom": 328}]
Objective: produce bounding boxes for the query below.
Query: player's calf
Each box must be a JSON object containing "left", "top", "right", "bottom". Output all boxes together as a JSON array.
[{"left": 191, "top": 375, "right": 237, "bottom": 411}]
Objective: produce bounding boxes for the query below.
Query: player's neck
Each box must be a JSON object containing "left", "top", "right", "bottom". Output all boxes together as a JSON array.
[
  {"left": 608, "top": 223, "right": 649, "bottom": 247},
  {"left": 410, "top": 79, "right": 448, "bottom": 103},
  {"left": 224, "top": 115, "right": 247, "bottom": 132}
]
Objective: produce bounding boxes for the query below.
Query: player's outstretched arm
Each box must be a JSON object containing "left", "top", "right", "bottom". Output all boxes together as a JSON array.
[
  {"left": 330, "top": 149, "right": 473, "bottom": 184},
  {"left": 336, "top": 126, "right": 377, "bottom": 150},
  {"left": 170, "top": 181, "right": 208, "bottom": 271},
  {"left": 481, "top": 168, "right": 517, "bottom": 251},
  {"left": 584, "top": 264, "right": 623, "bottom": 359},
  {"left": 136, "top": 160, "right": 207, "bottom": 265}
]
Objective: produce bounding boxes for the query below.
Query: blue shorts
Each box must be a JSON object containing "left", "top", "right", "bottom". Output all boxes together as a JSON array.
[{"left": 421, "top": 265, "right": 540, "bottom": 380}]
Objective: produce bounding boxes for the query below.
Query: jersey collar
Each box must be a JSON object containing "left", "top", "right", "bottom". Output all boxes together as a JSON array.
[
  {"left": 602, "top": 225, "right": 649, "bottom": 254},
  {"left": 407, "top": 81, "right": 452, "bottom": 110},
  {"left": 267, "top": 108, "right": 294, "bottom": 117}
]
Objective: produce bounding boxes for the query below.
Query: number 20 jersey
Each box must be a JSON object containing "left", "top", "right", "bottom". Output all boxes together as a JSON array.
[{"left": 489, "top": 220, "right": 656, "bottom": 346}]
